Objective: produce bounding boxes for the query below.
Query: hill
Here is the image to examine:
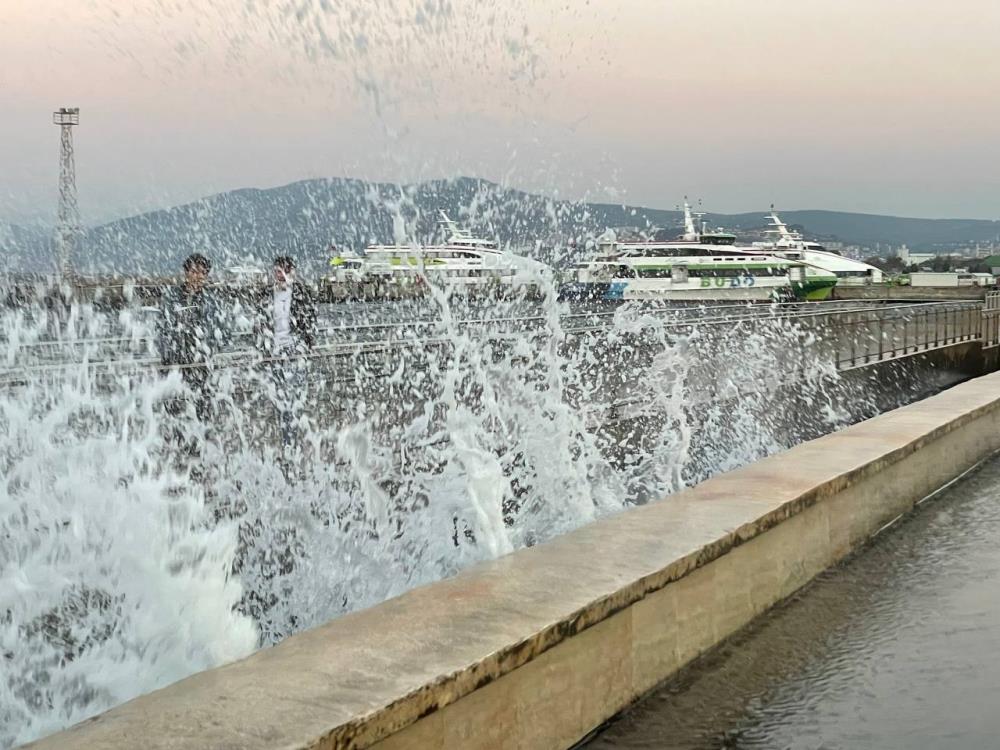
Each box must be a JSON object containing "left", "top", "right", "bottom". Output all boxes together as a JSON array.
[
  {"left": 5, "top": 177, "right": 999, "bottom": 275},
  {"left": 80, "top": 177, "right": 596, "bottom": 275},
  {"left": 0, "top": 223, "right": 52, "bottom": 273}
]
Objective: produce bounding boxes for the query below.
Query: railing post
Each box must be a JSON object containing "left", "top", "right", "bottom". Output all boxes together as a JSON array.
[
  {"left": 866, "top": 313, "right": 873, "bottom": 364},
  {"left": 868, "top": 312, "right": 881, "bottom": 361},
  {"left": 849, "top": 314, "right": 856, "bottom": 368},
  {"left": 878, "top": 314, "right": 885, "bottom": 360}
]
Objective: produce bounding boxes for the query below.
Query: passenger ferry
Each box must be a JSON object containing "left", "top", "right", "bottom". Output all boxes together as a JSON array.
[
  {"left": 753, "top": 210, "right": 883, "bottom": 285},
  {"left": 328, "top": 211, "right": 540, "bottom": 289},
  {"left": 326, "top": 250, "right": 365, "bottom": 283},
  {"left": 562, "top": 202, "right": 838, "bottom": 302}
]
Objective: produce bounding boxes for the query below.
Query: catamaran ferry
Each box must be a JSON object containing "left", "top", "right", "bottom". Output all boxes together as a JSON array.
[
  {"left": 561, "top": 202, "right": 838, "bottom": 302},
  {"left": 328, "top": 211, "right": 544, "bottom": 290},
  {"left": 752, "top": 210, "right": 883, "bottom": 286}
]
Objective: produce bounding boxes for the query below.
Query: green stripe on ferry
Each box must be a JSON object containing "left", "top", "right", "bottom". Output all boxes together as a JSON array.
[{"left": 632, "top": 263, "right": 792, "bottom": 270}]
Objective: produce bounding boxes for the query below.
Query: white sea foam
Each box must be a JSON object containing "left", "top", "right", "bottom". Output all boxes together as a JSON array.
[{"left": 0, "top": 273, "right": 882, "bottom": 747}]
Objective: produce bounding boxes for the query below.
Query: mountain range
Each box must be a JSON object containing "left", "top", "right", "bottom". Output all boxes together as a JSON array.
[{"left": 3, "top": 177, "right": 999, "bottom": 275}]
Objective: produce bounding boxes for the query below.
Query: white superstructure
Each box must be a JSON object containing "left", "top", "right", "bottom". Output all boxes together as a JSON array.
[
  {"left": 330, "top": 211, "right": 541, "bottom": 288},
  {"left": 754, "top": 210, "right": 883, "bottom": 285},
  {"left": 563, "top": 201, "right": 838, "bottom": 302}
]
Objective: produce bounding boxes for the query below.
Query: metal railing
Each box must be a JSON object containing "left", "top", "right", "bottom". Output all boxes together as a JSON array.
[
  {"left": 820, "top": 301, "right": 982, "bottom": 370},
  {"left": 0, "top": 300, "right": 992, "bottom": 388},
  {"left": 982, "top": 292, "right": 1000, "bottom": 349}
]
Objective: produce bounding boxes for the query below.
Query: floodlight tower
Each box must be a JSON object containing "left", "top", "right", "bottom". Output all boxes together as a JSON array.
[{"left": 53, "top": 107, "right": 80, "bottom": 280}]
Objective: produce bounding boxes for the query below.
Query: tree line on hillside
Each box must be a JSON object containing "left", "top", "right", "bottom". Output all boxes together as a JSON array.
[{"left": 864, "top": 256, "right": 996, "bottom": 274}]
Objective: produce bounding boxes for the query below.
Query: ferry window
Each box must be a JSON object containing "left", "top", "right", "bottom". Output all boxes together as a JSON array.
[
  {"left": 707, "top": 268, "right": 739, "bottom": 278},
  {"left": 635, "top": 268, "right": 671, "bottom": 278},
  {"left": 635, "top": 247, "right": 704, "bottom": 258}
]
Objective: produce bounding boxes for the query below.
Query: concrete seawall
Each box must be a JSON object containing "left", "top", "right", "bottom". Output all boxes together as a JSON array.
[{"left": 24, "top": 373, "right": 1000, "bottom": 750}]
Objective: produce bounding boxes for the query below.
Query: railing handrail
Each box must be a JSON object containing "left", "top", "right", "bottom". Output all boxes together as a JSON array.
[{"left": 0, "top": 300, "right": 989, "bottom": 386}]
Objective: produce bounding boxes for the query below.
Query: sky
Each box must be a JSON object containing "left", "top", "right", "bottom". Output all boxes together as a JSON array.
[{"left": 1, "top": 0, "right": 999, "bottom": 226}]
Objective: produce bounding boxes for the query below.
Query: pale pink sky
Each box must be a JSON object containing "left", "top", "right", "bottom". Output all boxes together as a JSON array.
[{"left": 1, "top": 0, "right": 998, "bottom": 224}]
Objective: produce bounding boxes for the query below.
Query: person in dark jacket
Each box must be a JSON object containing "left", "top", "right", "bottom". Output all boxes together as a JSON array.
[
  {"left": 157, "top": 253, "right": 227, "bottom": 422},
  {"left": 254, "top": 256, "right": 317, "bottom": 454}
]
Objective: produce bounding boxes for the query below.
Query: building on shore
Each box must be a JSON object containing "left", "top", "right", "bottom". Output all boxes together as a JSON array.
[{"left": 897, "top": 245, "right": 940, "bottom": 267}]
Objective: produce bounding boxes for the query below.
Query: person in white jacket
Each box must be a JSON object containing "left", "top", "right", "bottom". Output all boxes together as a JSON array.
[{"left": 252, "top": 256, "right": 317, "bottom": 456}]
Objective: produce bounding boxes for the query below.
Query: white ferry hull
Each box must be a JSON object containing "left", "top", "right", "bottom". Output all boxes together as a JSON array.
[{"left": 621, "top": 284, "right": 783, "bottom": 302}]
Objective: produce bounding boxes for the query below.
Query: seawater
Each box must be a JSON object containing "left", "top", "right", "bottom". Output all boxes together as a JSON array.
[{"left": 588, "top": 450, "right": 1000, "bottom": 750}]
